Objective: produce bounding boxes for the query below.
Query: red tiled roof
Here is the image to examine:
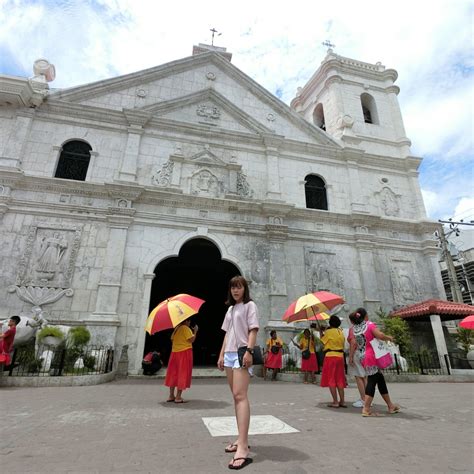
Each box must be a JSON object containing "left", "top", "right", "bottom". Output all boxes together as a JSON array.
[{"left": 390, "top": 299, "right": 474, "bottom": 321}]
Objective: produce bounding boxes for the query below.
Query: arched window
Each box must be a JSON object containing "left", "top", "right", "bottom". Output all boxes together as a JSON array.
[
  {"left": 304, "top": 174, "right": 328, "bottom": 210},
  {"left": 54, "top": 140, "right": 92, "bottom": 181},
  {"left": 313, "top": 103, "right": 326, "bottom": 131},
  {"left": 360, "top": 93, "right": 379, "bottom": 125}
]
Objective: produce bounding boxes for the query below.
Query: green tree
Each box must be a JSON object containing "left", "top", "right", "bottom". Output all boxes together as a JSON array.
[
  {"left": 376, "top": 307, "right": 413, "bottom": 356},
  {"left": 452, "top": 327, "right": 474, "bottom": 356}
]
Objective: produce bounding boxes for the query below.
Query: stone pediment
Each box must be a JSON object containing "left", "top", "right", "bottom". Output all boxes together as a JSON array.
[
  {"left": 189, "top": 148, "right": 227, "bottom": 167},
  {"left": 138, "top": 89, "right": 272, "bottom": 135}
]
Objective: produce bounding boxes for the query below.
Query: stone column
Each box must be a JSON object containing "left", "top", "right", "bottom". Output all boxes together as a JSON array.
[
  {"left": 118, "top": 126, "right": 143, "bottom": 182},
  {"left": 1, "top": 110, "right": 35, "bottom": 168},
  {"left": 346, "top": 159, "right": 367, "bottom": 213},
  {"left": 132, "top": 272, "right": 155, "bottom": 374},
  {"left": 354, "top": 230, "right": 381, "bottom": 306},
  {"left": 408, "top": 171, "right": 426, "bottom": 220},
  {"left": 263, "top": 136, "right": 282, "bottom": 200},
  {"left": 430, "top": 314, "right": 449, "bottom": 372},
  {"left": 91, "top": 212, "right": 133, "bottom": 323}
]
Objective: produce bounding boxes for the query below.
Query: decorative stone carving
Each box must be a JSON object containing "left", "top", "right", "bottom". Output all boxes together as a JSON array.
[
  {"left": 152, "top": 160, "right": 174, "bottom": 187},
  {"left": 196, "top": 104, "right": 221, "bottom": 120},
  {"left": 266, "top": 113, "right": 276, "bottom": 122},
  {"left": 7, "top": 285, "right": 74, "bottom": 306},
  {"left": 250, "top": 242, "right": 270, "bottom": 285},
  {"left": 377, "top": 187, "right": 400, "bottom": 217},
  {"left": 206, "top": 71, "right": 216, "bottom": 81},
  {"left": 136, "top": 88, "right": 147, "bottom": 98},
  {"left": 237, "top": 171, "right": 254, "bottom": 198},
  {"left": 305, "top": 249, "right": 344, "bottom": 294},
  {"left": 190, "top": 169, "right": 223, "bottom": 197},
  {"left": 390, "top": 260, "right": 419, "bottom": 306},
  {"left": 16, "top": 225, "right": 81, "bottom": 288}
]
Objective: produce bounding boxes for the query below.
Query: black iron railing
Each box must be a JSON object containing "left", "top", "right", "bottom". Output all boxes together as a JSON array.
[{"left": 4, "top": 345, "right": 114, "bottom": 377}]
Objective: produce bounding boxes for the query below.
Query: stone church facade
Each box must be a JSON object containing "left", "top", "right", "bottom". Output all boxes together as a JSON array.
[{"left": 0, "top": 45, "right": 445, "bottom": 373}]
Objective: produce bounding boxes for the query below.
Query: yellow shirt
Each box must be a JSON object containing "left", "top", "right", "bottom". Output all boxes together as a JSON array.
[
  {"left": 171, "top": 325, "right": 194, "bottom": 352},
  {"left": 321, "top": 327, "right": 345, "bottom": 357},
  {"left": 266, "top": 337, "right": 283, "bottom": 350},
  {"left": 300, "top": 336, "right": 316, "bottom": 353}
]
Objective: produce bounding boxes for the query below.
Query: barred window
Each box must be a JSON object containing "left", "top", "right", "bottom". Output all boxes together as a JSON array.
[
  {"left": 305, "top": 174, "right": 328, "bottom": 210},
  {"left": 55, "top": 140, "right": 92, "bottom": 181}
]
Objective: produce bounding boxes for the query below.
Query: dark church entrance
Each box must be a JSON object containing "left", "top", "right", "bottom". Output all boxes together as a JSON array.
[{"left": 144, "top": 238, "right": 240, "bottom": 366}]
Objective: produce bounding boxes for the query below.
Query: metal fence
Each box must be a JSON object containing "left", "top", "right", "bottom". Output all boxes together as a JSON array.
[
  {"left": 277, "top": 348, "right": 453, "bottom": 376},
  {"left": 4, "top": 344, "right": 114, "bottom": 377}
]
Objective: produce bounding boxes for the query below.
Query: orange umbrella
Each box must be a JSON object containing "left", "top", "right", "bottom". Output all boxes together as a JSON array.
[
  {"left": 282, "top": 291, "right": 344, "bottom": 324},
  {"left": 459, "top": 315, "right": 474, "bottom": 330},
  {"left": 145, "top": 293, "right": 205, "bottom": 335}
]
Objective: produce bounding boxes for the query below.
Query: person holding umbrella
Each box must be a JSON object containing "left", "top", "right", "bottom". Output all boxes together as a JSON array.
[
  {"left": 164, "top": 318, "right": 198, "bottom": 403},
  {"left": 218, "top": 275, "right": 259, "bottom": 470}
]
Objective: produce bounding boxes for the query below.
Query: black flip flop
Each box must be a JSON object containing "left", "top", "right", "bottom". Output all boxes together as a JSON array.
[
  {"left": 224, "top": 444, "right": 251, "bottom": 453},
  {"left": 228, "top": 457, "right": 253, "bottom": 470}
]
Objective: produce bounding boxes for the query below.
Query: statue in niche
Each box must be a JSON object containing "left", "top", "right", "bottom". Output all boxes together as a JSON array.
[
  {"left": 391, "top": 266, "right": 417, "bottom": 304},
  {"left": 310, "top": 264, "right": 333, "bottom": 292},
  {"left": 152, "top": 160, "right": 174, "bottom": 187},
  {"left": 237, "top": 171, "right": 254, "bottom": 198},
  {"left": 35, "top": 232, "right": 68, "bottom": 280},
  {"left": 380, "top": 187, "right": 399, "bottom": 217}
]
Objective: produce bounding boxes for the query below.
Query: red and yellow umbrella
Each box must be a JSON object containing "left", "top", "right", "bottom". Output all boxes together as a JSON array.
[
  {"left": 145, "top": 293, "right": 205, "bottom": 335},
  {"left": 459, "top": 315, "right": 474, "bottom": 330},
  {"left": 290, "top": 311, "right": 331, "bottom": 324},
  {"left": 282, "top": 291, "right": 344, "bottom": 324}
]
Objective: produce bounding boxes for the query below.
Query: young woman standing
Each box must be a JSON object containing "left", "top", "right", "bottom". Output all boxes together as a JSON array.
[{"left": 218, "top": 276, "right": 259, "bottom": 470}]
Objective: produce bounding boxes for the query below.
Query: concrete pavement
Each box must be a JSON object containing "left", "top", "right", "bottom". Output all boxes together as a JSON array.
[{"left": 1, "top": 377, "right": 473, "bottom": 473}]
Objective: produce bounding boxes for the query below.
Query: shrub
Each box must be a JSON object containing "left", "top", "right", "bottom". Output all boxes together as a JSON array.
[
  {"left": 453, "top": 327, "right": 474, "bottom": 356},
  {"left": 37, "top": 326, "right": 65, "bottom": 342},
  {"left": 67, "top": 326, "right": 91, "bottom": 347},
  {"left": 376, "top": 307, "right": 413, "bottom": 356},
  {"left": 83, "top": 355, "right": 96, "bottom": 370}
]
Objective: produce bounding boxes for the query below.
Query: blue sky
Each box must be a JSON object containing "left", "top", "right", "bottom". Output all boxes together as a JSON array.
[{"left": 0, "top": 0, "right": 472, "bottom": 234}]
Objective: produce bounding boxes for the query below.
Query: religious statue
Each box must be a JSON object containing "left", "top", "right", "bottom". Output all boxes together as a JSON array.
[{"left": 35, "top": 232, "right": 68, "bottom": 280}]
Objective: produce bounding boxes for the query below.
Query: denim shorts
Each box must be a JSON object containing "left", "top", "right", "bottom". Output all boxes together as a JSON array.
[{"left": 224, "top": 351, "right": 254, "bottom": 375}]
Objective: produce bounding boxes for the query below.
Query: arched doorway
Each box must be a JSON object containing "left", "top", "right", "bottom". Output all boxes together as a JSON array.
[{"left": 144, "top": 238, "right": 240, "bottom": 366}]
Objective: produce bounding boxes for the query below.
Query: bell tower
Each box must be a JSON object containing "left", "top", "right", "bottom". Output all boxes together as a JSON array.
[{"left": 291, "top": 50, "right": 412, "bottom": 158}]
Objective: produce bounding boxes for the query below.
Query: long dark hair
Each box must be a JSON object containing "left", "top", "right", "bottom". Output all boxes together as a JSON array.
[
  {"left": 225, "top": 275, "right": 252, "bottom": 305},
  {"left": 349, "top": 307, "right": 367, "bottom": 325}
]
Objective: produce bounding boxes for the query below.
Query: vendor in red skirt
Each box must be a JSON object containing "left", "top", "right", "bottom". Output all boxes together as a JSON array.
[
  {"left": 164, "top": 318, "right": 198, "bottom": 403},
  {"left": 320, "top": 315, "right": 346, "bottom": 408},
  {"left": 0, "top": 315, "right": 20, "bottom": 366},
  {"left": 295, "top": 328, "right": 318, "bottom": 384},
  {"left": 264, "top": 330, "right": 283, "bottom": 381}
]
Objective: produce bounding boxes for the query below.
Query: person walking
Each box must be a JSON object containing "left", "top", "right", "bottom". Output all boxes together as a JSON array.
[
  {"left": 320, "top": 315, "right": 346, "bottom": 407},
  {"left": 294, "top": 328, "right": 318, "bottom": 384},
  {"left": 218, "top": 276, "right": 259, "bottom": 470},
  {"left": 164, "top": 318, "right": 198, "bottom": 403},
  {"left": 349, "top": 308, "right": 400, "bottom": 417},
  {"left": 0, "top": 316, "right": 21, "bottom": 366},
  {"left": 264, "top": 330, "right": 283, "bottom": 381},
  {"left": 348, "top": 312, "right": 367, "bottom": 408}
]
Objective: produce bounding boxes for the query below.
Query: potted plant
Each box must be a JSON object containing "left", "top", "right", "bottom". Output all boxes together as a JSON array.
[{"left": 37, "top": 326, "right": 65, "bottom": 347}]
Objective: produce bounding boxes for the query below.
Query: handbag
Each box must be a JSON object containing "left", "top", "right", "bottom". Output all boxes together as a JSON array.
[
  {"left": 238, "top": 345, "right": 264, "bottom": 366},
  {"left": 271, "top": 345, "right": 280, "bottom": 355},
  {"left": 370, "top": 338, "right": 393, "bottom": 369},
  {"left": 302, "top": 349, "right": 311, "bottom": 360}
]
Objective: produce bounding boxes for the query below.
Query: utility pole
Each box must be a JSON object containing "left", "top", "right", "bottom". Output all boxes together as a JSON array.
[{"left": 436, "top": 219, "right": 474, "bottom": 303}]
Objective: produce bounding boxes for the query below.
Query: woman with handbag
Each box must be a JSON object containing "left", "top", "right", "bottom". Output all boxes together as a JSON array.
[
  {"left": 320, "top": 315, "right": 347, "bottom": 408},
  {"left": 218, "top": 276, "right": 259, "bottom": 470},
  {"left": 295, "top": 328, "right": 318, "bottom": 383},
  {"left": 350, "top": 308, "right": 400, "bottom": 417},
  {"left": 264, "top": 330, "right": 283, "bottom": 381}
]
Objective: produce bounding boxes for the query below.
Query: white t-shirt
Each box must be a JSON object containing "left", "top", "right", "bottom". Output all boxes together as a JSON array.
[{"left": 221, "top": 301, "right": 259, "bottom": 352}]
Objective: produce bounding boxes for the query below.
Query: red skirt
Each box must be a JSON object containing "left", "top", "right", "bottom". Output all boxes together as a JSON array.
[
  {"left": 0, "top": 353, "right": 11, "bottom": 365},
  {"left": 265, "top": 351, "right": 282, "bottom": 369},
  {"left": 320, "top": 356, "right": 345, "bottom": 387},
  {"left": 165, "top": 348, "right": 193, "bottom": 390},
  {"left": 301, "top": 352, "right": 318, "bottom": 372}
]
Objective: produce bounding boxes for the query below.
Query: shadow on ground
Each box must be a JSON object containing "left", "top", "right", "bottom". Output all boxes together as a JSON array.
[{"left": 159, "top": 399, "right": 231, "bottom": 409}]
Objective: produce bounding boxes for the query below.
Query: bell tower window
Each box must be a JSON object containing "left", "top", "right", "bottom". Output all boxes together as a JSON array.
[
  {"left": 313, "top": 103, "right": 326, "bottom": 131},
  {"left": 360, "top": 93, "right": 379, "bottom": 125},
  {"left": 304, "top": 174, "right": 328, "bottom": 210},
  {"left": 54, "top": 140, "right": 92, "bottom": 181}
]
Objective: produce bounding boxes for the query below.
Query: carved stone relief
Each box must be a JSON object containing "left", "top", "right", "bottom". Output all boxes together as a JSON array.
[
  {"left": 250, "top": 241, "right": 270, "bottom": 285},
  {"left": 390, "top": 260, "right": 420, "bottom": 306},
  {"left": 16, "top": 225, "right": 82, "bottom": 288},
  {"left": 152, "top": 160, "right": 174, "bottom": 187},
  {"left": 305, "top": 249, "right": 344, "bottom": 295},
  {"left": 196, "top": 104, "right": 221, "bottom": 120},
  {"left": 190, "top": 169, "right": 224, "bottom": 197},
  {"left": 377, "top": 186, "right": 400, "bottom": 217},
  {"left": 237, "top": 171, "right": 254, "bottom": 198}
]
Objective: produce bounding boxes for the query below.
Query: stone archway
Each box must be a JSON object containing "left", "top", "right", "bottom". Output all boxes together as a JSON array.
[{"left": 144, "top": 238, "right": 240, "bottom": 366}]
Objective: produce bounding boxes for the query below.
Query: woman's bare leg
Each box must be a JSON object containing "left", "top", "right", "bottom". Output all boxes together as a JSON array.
[{"left": 355, "top": 376, "right": 366, "bottom": 401}]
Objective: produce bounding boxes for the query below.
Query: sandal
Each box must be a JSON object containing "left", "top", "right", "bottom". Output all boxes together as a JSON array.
[
  {"left": 327, "top": 403, "right": 340, "bottom": 408},
  {"left": 166, "top": 398, "right": 175, "bottom": 402},
  {"left": 174, "top": 399, "right": 187, "bottom": 404},
  {"left": 362, "top": 411, "right": 382, "bottom": 417},
  {"left": 225, "top": 443, "right": 250, "bottom": 453},
  {"left": 228, "top": 457, "right": 253, "bottom": 470},
  {"left": 339, "top": 403, "right": 348, "bottom": 408},
  {"left": 388, "top": 405, "right": 400, "bottom": 414}
]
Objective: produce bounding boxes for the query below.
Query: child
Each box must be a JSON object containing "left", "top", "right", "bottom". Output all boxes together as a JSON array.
[
  {"left": 218, "top": 276, "right": 259, "bottom": 471},
  {"left": 0, "top": 316, "right": 21, "bottom": 366}
]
